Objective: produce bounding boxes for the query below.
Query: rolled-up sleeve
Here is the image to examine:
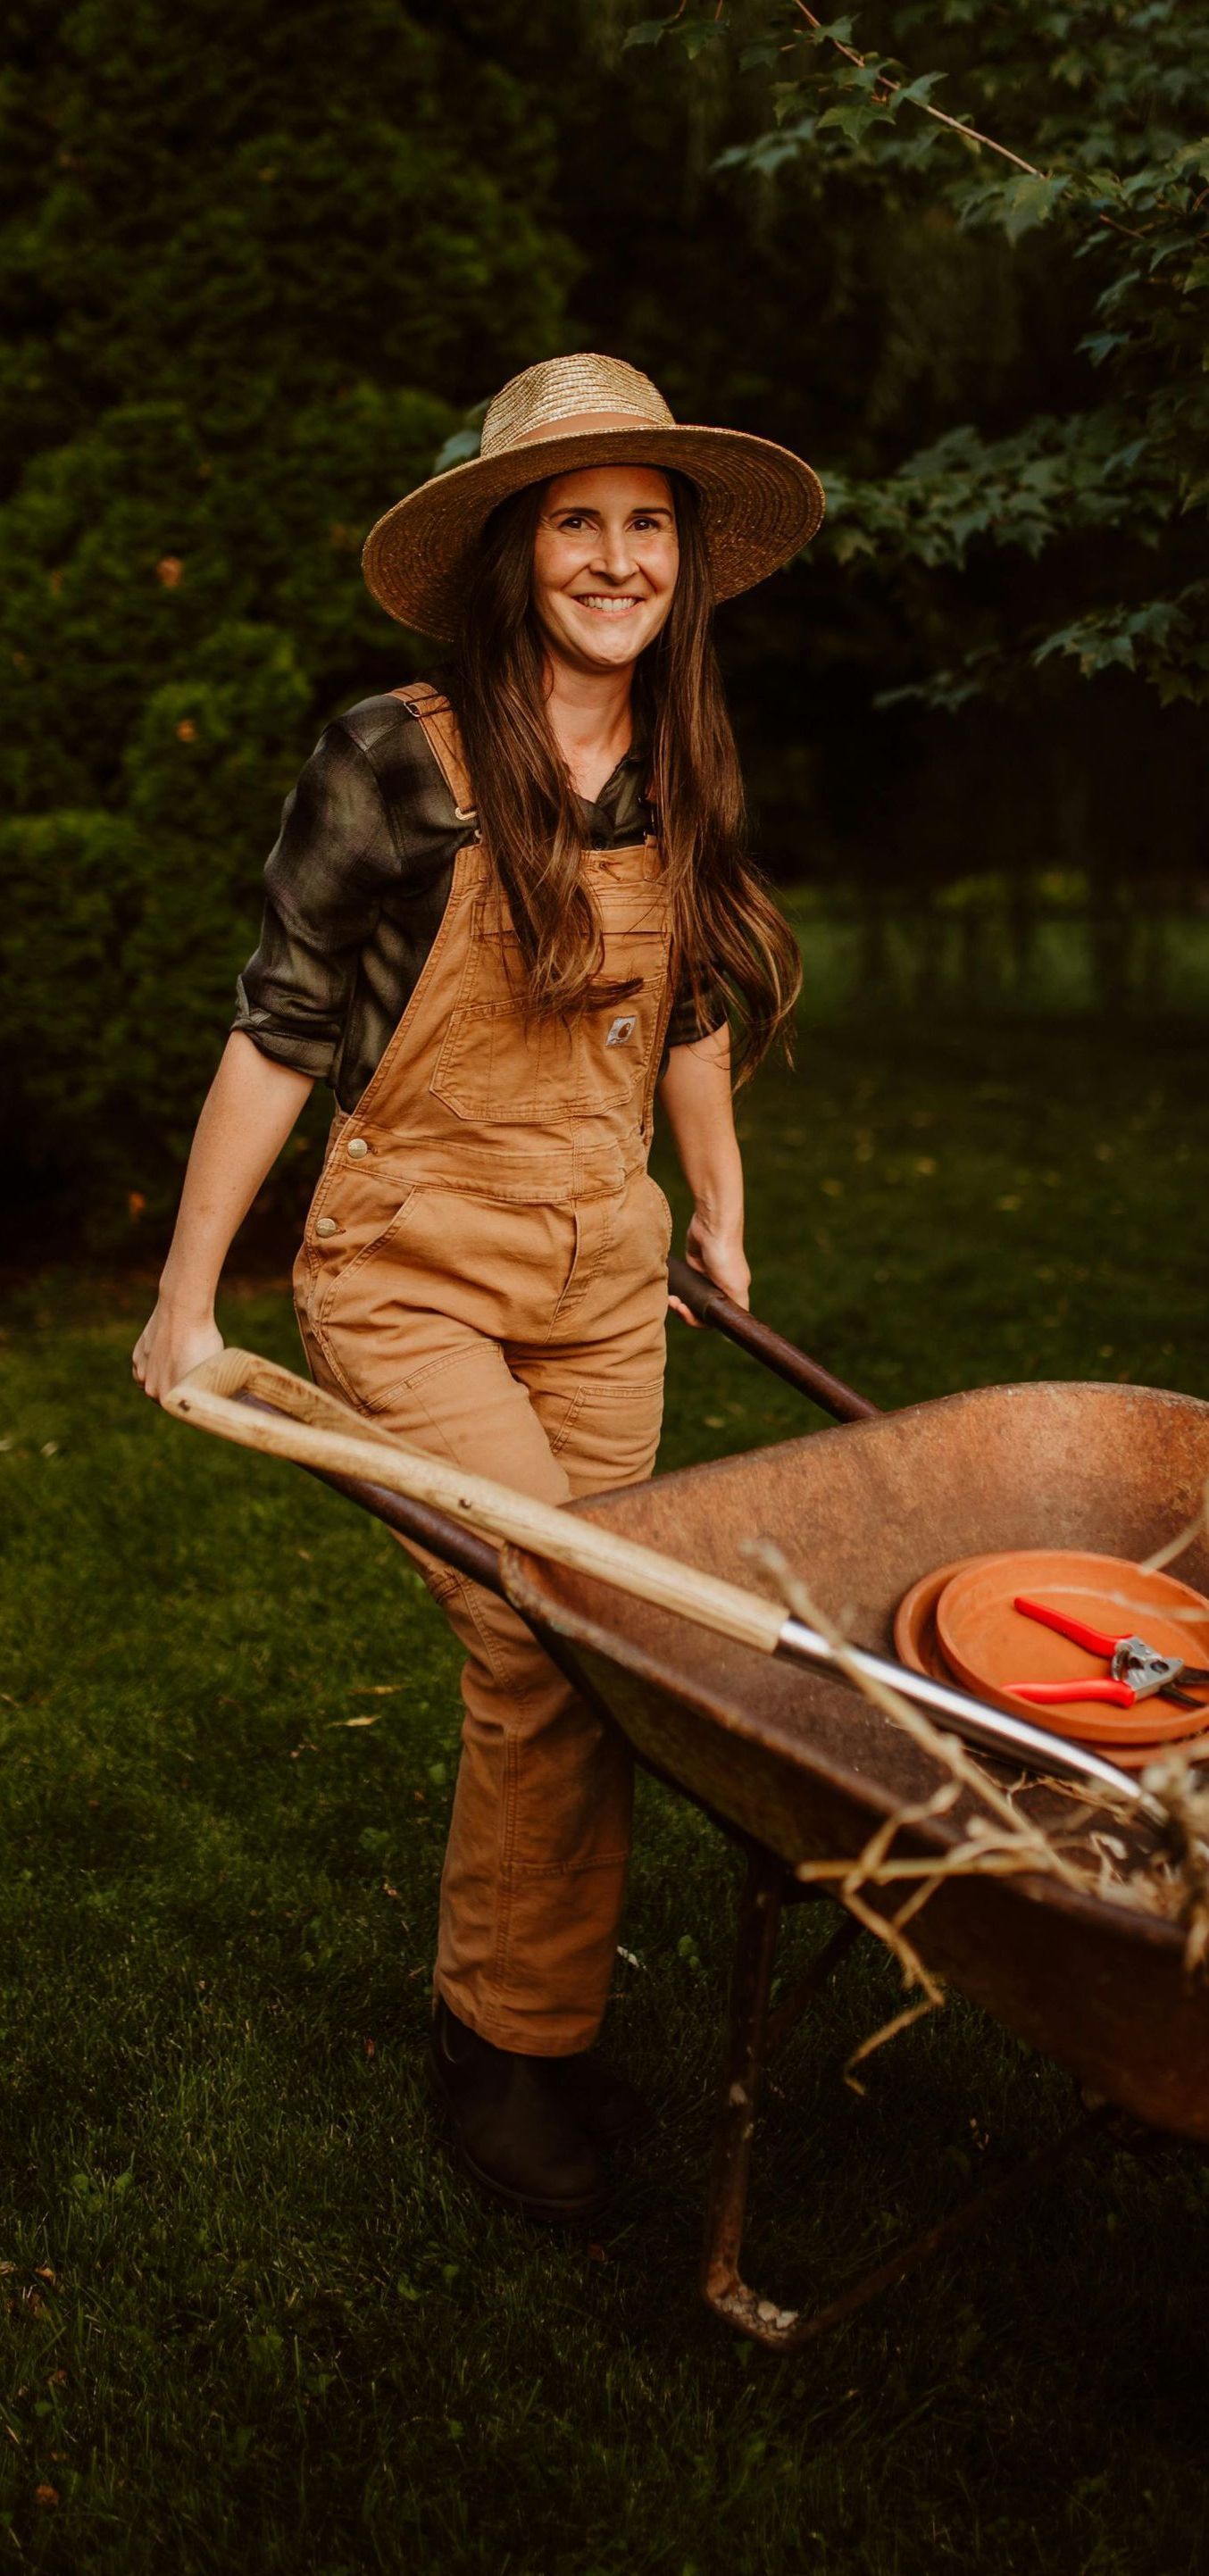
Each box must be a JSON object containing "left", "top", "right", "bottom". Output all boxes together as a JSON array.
[
  {"left": 232, "top": 722, "right": 393, "bottom": 1082},
  {"left": 665, "top": 973, "right": 728, "bottom": 1051}
]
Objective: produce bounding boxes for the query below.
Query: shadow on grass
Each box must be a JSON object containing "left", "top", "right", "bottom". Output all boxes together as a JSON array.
[{"left": 3, "top": 1017, "right": 1209, "bottom": 2573}]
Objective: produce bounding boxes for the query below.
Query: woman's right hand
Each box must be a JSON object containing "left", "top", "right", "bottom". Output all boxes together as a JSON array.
[
  {"left": 131, "top": 1300, "right": 224, "bottom": 1405},
  {"left": 127, "top": 1034, "right": 314, "bottom": 1407}
]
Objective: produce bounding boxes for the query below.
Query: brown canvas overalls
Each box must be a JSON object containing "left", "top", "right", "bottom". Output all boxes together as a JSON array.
[{"left": 292, "top": 686, "right": 675, "bottom": 2055}]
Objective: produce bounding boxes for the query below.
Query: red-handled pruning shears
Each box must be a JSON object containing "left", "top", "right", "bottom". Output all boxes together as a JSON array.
[{"left": 1008, "top": 1594, "right": 1209, "bottom": 1711}]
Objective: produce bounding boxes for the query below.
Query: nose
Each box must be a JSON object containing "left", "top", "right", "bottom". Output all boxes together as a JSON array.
[{"left": 589, "top": 524, "right": 639, "bottom": 585}]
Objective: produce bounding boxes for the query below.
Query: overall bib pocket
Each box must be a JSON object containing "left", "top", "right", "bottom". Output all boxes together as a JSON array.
[{"left": 429, "top": 904, "right": 668, "bottom": 1123}]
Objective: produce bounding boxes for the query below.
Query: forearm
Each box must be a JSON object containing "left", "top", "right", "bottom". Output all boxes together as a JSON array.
[
  {"left": 657, "top": 1022, "right": 749, "bottom": 1311},
  {"left": 658, "top": 1023, "right": 744, "bottom": 1227},
  {"left": 159, "top": 1032, "right": 314, "bottom": 1316}
]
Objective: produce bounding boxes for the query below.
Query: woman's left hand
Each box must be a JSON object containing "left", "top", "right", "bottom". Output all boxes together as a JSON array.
[{"left": 669, "top": 1208, "right": 751, "bottom": 1327}]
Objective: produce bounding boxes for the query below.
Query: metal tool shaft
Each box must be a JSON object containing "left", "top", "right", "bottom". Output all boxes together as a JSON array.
[{"left": 775, "top": 1617, "right": 1150, "bottom": 1811}]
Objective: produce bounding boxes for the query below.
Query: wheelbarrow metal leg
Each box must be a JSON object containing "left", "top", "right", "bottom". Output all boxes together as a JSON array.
[
  {"left": 700, "top": 1847, "right": 788, "bottom": 2328},
  {"left": 701, "top": 1847, "right": 1112, "bottom": 2353},
  {"left": 750, "top": 2103, "right": 1109, "bottom": 2349},
  {"left": 765, "top": 1913, "right": 865, "bottom": 2056}
]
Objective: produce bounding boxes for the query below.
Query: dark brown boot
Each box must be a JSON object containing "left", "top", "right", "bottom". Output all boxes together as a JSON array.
[
  {"left": 543, "top": 2049, "right": 652, "bottom": 2145},
  {"left": 429, "top": 1999, "right": 610, "bottom": 2224}
]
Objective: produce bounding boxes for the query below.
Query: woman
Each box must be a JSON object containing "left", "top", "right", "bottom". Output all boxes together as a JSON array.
[{"left": 133, "top": 354, "right": 824, "bottom": 2222}]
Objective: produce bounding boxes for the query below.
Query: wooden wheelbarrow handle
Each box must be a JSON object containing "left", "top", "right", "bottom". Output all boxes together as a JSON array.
[
  {"left": 163, "top": 1349, "right": 1146, "bottom": 1813},
  {"left": 164, "top": 1347, "right": 787, "bottom": 1655},
  {"left": 667, "top": 1259, "right": 878, "bottom": 1424}
]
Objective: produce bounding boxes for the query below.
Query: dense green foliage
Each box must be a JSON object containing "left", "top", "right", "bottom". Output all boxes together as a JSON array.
[
  {"left": 0, "top": 1, "right": 572, "bottom": 777},
  {"left": 627, "top": 2, "right": 1209, "bottom": 705},
  {"left": 3, "top": 3, "right": 1205, "bottom": 1248},
  {"left": 0, "top": 2, "right": 570, "bottom": 1240},
  {"left": 4, "top": 1017, "right": 1209, "bottom": 2571}
]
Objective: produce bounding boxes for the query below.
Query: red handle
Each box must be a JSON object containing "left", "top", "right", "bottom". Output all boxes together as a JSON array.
[
  {"left": 1009, "top": 1679, "right": 1137, "bottom": 1709},
  {"left": 1013, "top": 1595, "right": 1120, "bottom": 1659}
]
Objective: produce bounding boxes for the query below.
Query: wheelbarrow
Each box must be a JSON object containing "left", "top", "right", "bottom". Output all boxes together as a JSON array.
[{"left": 163, "top": 1270, "right": 1209, "bottom": 2350}]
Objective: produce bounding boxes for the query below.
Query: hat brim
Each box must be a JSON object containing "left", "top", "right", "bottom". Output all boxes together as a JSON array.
[{"left": 361, "top": 424, "right": 826, "bottom": 638}]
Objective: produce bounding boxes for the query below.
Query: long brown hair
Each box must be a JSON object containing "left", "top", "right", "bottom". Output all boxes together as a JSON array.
[{"left": 451, "top": 470, "right": 801, "bottom": 1082}]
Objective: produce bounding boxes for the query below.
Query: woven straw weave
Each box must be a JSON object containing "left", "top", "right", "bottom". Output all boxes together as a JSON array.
[
  {"left": 480, "top": 354, "right": 675, "bottom": 455},
  {"left": 362, "top": 353, "right": 825, "bottom": 638}
]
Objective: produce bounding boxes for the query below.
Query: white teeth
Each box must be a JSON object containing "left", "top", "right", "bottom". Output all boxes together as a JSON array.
[{"left": 575, "top": 596, "right": 639, "bottom": 613}]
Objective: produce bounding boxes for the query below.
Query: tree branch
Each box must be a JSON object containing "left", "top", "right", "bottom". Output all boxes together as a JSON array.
[{"left": 791, "top": 0, "right": 1048, "bottom": 179}]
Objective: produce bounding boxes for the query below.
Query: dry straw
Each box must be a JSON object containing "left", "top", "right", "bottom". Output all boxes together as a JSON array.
[{"left": 745, "top": 1531, "right": 1209, "bottom": 2088}]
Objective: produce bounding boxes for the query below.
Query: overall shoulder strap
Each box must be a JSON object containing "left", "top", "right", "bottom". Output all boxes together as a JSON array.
[{"left": 388, "top": 682, "right": 477, "bottom": 823}]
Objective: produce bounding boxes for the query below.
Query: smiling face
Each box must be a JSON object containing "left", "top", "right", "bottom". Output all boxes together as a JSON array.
[{"left": 529, "top": 463, "right": 680, "bottom": 677}]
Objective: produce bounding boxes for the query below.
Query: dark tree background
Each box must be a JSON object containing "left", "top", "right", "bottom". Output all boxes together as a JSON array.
[{"left": 1, "top": 0, "right": 1203, "bottom": 1246}]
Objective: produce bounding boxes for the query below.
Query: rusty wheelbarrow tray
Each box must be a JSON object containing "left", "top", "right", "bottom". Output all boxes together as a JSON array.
[
  {"left": 168, "top": 1283, "right": 1209, "bottom": 2349},
  {"left": 504, "top": 1351, "right": 1209, "bottom": 2340}
]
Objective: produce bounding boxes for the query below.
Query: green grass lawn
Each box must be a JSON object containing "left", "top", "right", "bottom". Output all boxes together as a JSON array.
[{"left": 4, "top": 1013, "right": 1209, "bottom": 2575}]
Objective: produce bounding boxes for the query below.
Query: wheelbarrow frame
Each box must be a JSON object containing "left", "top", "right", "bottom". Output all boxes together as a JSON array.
[{"left": 235, "top": 1264, "right": 1188, "bottom": 2350}]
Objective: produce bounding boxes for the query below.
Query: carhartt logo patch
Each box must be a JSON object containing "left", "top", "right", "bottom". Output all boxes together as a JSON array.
[{"left": 604, "top": 1014, "right": 638, "bottom": 1048}]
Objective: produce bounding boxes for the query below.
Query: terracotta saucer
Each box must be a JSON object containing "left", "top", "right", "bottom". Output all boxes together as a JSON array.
[
  {"left": 894, "top": 1555, "right": 1001, "bottom": 1680},
  {"left": 1091, "top": 1732, "right": 1209, "bottom": 1772},
  {"left": 894, "top": 1559, "right": 1209, "bottom": 1749},
  {"left": 935, "top": 1548, "right": 1209, "bottom": 1742}
]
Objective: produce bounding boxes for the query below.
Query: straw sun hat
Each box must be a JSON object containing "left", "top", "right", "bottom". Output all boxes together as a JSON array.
[{"left": 361, "top": 352, "right": 826, "bottom": 639}]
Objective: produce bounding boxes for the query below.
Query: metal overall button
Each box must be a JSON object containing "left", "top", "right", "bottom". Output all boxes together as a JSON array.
[
  {"left": 346, "top": 1136, "right": 370, "bottom": 1158},
  {"left": 314, "top": 1216, "right": 340, "bottom": 1238}
]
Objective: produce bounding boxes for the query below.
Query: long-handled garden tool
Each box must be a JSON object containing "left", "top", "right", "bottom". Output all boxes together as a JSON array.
[{"left": 163, "top": 1346, "right": 1147, "bottom": 1813}]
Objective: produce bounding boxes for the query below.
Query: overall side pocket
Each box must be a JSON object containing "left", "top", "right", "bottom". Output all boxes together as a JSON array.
[{"left": 304, "top": 1176, "right": 424, "bottom": 1411}]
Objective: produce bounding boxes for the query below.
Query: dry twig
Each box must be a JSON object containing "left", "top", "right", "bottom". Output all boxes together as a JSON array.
[
  {"left": 1139, "top": 1475, "right": 1209, "bottom": 1578},
  {"left": 1138, "top": 1750, "right": 1209, "bottom": 1972}
]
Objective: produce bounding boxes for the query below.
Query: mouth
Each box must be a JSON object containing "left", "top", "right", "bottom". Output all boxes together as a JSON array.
[{"left": 569, "top": 593, "right": 646, "bottom": 617}]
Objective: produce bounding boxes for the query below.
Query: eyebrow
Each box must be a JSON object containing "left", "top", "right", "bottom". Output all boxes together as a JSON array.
[{"left": 546, "top": 501, "right": 675, "bottom": 521}]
